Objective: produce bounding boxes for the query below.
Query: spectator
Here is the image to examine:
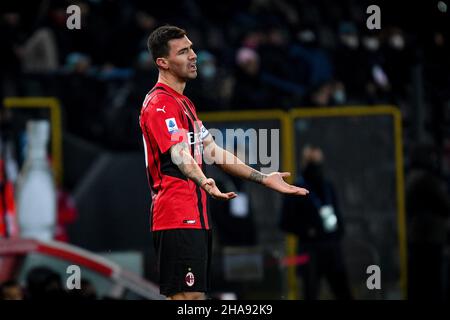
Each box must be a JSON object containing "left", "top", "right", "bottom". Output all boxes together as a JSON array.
[
  {"left": 231, "top": 47, "right": 276, "bottom": 109},
  {"left": 25, "top": 266, "right": 68, "bottom": 300},
  {"left": 333, "top": 22, "right": 368, "bottom": 103},
  {"left": 406, "top": 143, "right": 450, "bottom": 300},
  {"left": 280, "top": 145, "right": 353, "bottom": 300},
  {"left": 185, "top": 50, "right": 232, "bottom": 111}
]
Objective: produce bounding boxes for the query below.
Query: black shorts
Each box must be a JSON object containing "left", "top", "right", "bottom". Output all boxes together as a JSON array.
[{"left": 152, "top": 228, "right": 212, "bottom": 297}]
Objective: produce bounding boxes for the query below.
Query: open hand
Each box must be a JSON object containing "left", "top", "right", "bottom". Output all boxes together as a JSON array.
[
  {"left": 263, "top": 172, "right": 309, "bottom": 196},
  {"left": 201, "top": 178, "right": 237, "bottom": 200}
]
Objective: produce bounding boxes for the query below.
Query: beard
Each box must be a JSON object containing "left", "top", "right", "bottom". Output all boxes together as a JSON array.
[
  {"left": 175, "top": 62, "right": 197, "bottom": 81},
  {"left": 172, "top": 67, "right": 197, "bottom": 82},
  {"left": 186, "top": 66, "right": 198, "bottom": 80},
  {"left": 184, "top": 71, "right": 198, "bottom": 81}
]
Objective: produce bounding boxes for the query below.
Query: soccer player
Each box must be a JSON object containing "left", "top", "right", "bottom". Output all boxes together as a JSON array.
[{"left": 139, "top": 25, "right": 309, "bottom": 300}]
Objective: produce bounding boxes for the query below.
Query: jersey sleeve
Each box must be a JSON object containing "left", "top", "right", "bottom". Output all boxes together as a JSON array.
[
  {"left": 198, "top": 120, "right": 211, "bottom": 141},
  {"left": 144, "top": 96, "right": 188, "bottom": 154},
  {"left": 186, "top": 98, "right": 210, "bottom": 141}
]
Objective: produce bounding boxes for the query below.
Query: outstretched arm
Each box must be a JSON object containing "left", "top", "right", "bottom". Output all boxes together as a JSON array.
[
  {"left": 170, "top": 142, "right": 237, "bottom": 200},
  {"left": 203, "top": 135, "right": 309, "bottom": 196}
]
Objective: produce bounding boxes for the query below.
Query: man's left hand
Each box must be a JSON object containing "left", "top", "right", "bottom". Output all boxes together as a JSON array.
[{"left": 263, "top": 172, "right": 309, "bottom": 196}]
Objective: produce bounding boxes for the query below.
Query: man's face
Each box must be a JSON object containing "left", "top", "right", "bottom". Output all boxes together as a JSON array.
[
  {"left": 302, "top": 146, "right": 324, "bottom": 166},
  {"left": 165, "top": 36, "right": 197, "bottom": 81}
]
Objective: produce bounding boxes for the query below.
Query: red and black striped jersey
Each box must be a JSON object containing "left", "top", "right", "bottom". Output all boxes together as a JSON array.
[{"left": 139, "top": 82, "right": 211, "bottom": 231}]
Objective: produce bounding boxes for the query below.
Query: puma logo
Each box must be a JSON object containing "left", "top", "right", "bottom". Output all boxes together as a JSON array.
[{"left": 156, "top": 106, "right": 166, "bottom": 113}]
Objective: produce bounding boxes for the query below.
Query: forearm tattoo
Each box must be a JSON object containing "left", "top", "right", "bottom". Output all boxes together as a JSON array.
[
  {"left": 249, "top": 170, "right": 266, "bottom": 184},
  {"left": 171, "top": 142, "right": 205, "bottom": 187}
]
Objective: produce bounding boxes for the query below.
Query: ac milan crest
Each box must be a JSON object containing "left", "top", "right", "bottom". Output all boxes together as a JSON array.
[{"left": 185, "top": 271, "right": 195, "bottom": 287}]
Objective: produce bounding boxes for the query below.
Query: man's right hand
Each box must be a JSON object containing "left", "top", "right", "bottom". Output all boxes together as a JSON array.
[{"left": 201, "top": 178, "right": 237, "bottom": 200}]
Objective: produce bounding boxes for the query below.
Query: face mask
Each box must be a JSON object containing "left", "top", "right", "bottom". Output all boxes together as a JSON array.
[
  {"left": 303, "top": 162, "right": 324, "bottom": 184},
  {"left": 298, "top": 30, "right": 316, "bottom": 46},
  {"left": 389, "top": 35, "right": 405, "bottom": 50},
  {"left": 201, "top": 64, "right": 216, "bottom": 79},
  {"left": 363, "top": 37, "right": 380, "bottom": 51},
  {"left": 341, "top": 35, "right": 359, "bottom": 49},
  {"left": 333, "top": 89, "right": 346, "bottom": 104}
]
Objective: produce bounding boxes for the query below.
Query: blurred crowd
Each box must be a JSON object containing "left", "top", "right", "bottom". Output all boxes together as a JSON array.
[
  {"left": 0, "top": 266, "right": 97, "bottom": 300},
  {"left": 1, "top": 0, "right": 450, "bottom": 301},
  {"left": 1, "top": 0, "right": 449, "bottom": 151}
]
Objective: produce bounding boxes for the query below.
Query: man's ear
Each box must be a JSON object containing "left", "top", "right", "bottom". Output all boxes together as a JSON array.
[{"left": 156, "top": 57, "right": 169, "bottom": 70}]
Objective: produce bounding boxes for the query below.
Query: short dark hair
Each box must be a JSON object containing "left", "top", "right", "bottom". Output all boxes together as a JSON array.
[{"left": 147, "top": 25, "right": 187, "bottom": 63}]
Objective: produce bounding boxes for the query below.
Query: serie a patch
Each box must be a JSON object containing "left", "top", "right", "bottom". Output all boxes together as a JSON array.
[{"left": 165, "top": 117, "right": 179, "bottom": 133}]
